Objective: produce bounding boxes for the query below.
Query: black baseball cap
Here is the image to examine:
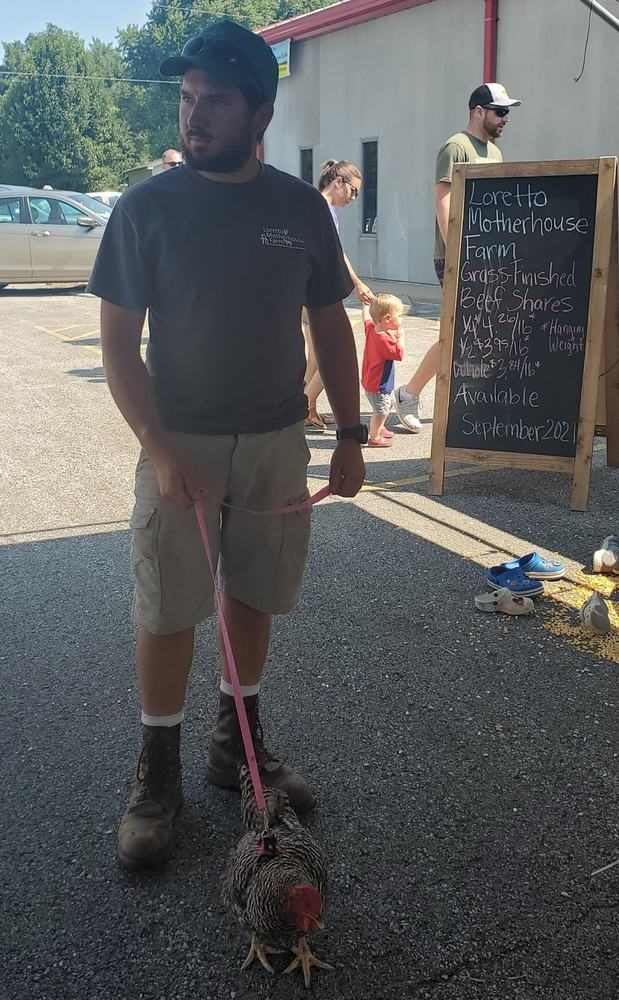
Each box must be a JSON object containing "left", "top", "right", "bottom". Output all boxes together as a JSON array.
[
  {"left": 160, "top": 19, "right": 279, "bottom": 104},
  {"left": 468, "top": 82, "right": 521, "bottom": 110}
]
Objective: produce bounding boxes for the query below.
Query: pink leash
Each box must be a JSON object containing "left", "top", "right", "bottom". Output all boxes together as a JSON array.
[{"left": 194, "top": 485, "right": 331, "bottom": 814}]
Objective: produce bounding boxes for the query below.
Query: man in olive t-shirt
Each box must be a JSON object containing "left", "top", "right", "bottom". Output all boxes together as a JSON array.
[
  {"left": 394, "top": 82, "right": 521, "bottom": 432},
  {"left": 433, "top": 127, "right": 503, "bottom": 264}
]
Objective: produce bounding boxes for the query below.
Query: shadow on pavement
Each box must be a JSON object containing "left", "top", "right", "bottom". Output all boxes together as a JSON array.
[
  {"left": 67, "top": 367, "right": 107, "bottom": 384},
  {"left": 0, "top": 285, "right": 88, "bottom": 297},
  {"left": 1, "top": 495, "right": 617, "bottom": 999},
  {"left": 309, "top": 439, "right": 618, "bottom": 565}
]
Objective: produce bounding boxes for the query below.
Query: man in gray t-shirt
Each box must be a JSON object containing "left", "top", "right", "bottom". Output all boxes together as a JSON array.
[
  {"left": 89, "top": 20, "right": 366, "bottom": 873},
  {"left": 91, "top": 161, "right": 353, "bottom": 435}
]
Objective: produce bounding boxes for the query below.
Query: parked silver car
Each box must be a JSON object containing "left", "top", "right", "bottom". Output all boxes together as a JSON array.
[
  {"left": 87, "top": 190, "right": 122, "bottom": 208},
  {"left": 0, "top": 185, "right": 110, "bottom": 288}
]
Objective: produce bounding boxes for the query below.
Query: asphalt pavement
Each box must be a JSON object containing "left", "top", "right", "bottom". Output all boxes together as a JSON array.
[{"left": 1, "top": 286, "right": 617, "bottom": 1000}]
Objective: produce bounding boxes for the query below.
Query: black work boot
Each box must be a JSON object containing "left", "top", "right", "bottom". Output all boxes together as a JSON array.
[
  {"left": 117, "top": 724, "right": 183, "bottom": 871},
  {"left": 206, "top": 692, "right": 316, "bottom": 814}
]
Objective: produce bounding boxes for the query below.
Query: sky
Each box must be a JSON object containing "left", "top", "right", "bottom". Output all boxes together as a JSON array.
[{"left": 1, "top": 0, "right": 154, "bottom": 54}]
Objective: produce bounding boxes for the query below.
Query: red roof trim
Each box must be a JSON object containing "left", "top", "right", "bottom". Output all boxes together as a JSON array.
[{"left": 259, "top": 0, "right": 437, "bottom": 44}]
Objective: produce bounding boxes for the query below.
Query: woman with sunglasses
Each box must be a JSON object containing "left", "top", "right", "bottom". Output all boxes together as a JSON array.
[{"left": 304, "top": 159, "right": 374, "bottom": 432}]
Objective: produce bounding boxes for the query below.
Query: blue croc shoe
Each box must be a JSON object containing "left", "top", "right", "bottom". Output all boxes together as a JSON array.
[
  {"left": 486, "top": 565, "right": 545, "bottom": 596},
  {"left": 500, "top": 552, "right": 565, "bottom": 580}
]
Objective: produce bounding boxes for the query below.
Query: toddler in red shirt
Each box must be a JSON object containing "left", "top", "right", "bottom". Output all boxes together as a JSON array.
[{"left": 361, "top": 293, "right": 405, "bottom": 447}]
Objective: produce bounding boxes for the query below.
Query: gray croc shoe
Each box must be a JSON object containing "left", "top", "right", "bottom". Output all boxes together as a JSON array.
[
  {"left": 580, "top": 594, "right": 611, "bottom": 634},
  {"left": 592, "top": 535, "right": 619, "bottom": 575},
  {"left": 475, "top": 587, "right": 535, "bottom": 616}
]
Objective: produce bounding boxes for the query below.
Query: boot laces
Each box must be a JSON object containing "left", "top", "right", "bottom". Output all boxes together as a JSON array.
[
  {"left": 253, "top": 719, "right": 282, "bottom": 769},
  {"left": 133, "top": 737, "right": 179, "bottom": 805}
]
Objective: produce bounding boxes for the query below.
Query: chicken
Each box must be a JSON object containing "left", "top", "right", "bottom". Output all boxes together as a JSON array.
[{"left": 222, "top": 765, "right": 332, "bottom": 987}]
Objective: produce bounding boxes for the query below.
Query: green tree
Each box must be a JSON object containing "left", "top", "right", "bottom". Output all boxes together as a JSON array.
[
  {"left": 118, "top": 0, "right": 334, "bottom": 160},
  {"left": 87, "top": 38, "right": 125, "bottom": 80},
  {"left": 0, "top": 25, "right": 139, "bottom": 189}
]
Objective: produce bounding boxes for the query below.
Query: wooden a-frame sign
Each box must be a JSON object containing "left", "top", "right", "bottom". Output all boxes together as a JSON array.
[{"left": 430, "top": 157, "right": 619, "bottom": 511}]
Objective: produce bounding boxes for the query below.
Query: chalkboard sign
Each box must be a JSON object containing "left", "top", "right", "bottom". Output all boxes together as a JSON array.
[
  {"left": 430, "top": 158, "right": 618, "bottom": 510},
  {"left": 446, "top": 173, "right": 597, "bottom": 457}
]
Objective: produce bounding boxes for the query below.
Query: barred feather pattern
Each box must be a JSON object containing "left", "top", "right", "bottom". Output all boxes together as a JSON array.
[{"left": 222, "top": 767, "right": 327, "bottom": 950}]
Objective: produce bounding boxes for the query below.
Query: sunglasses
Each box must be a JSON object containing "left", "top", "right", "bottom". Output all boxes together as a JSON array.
[
  {"left": 484, "top": 105, "right": 510, "bottom": 118},
  {"left": 341, "top": 178, "right": 360, "bottom": 199}
]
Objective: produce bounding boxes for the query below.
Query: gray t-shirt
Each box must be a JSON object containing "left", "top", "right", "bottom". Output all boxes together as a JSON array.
[{"left": 88, "top": 164, "right": 353, "bottom": 434}]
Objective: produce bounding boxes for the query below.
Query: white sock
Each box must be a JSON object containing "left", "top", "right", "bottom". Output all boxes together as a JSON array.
[
  {"left": 400, "top": 386, "right": 417, "bottom": 401},
  {"left": 141, "top": 709, "right": 185, "bottom": 727},
  {"left": 220, "top": 678, "right": 261, "bottom": 698}
]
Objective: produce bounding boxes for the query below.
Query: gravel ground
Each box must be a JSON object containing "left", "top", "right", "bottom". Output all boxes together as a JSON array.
[{"left": 1, "top": 287, "right": 617, "bottom": 1000}]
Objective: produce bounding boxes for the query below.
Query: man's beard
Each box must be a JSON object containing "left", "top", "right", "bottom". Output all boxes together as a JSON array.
[
  {"left": 181, "top": 129, "right": 255, "bottom": 173},
  {"left": 483, "top": 115, "right": 503, "bottom": 141}
]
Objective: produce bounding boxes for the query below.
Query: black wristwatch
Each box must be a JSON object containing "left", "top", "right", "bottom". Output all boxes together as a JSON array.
[{"left": 336, "top": 423, "right": 368, "bottom": 444}]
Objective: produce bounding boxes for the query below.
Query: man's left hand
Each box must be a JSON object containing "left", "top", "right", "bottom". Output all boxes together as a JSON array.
[{"left": 329, "top": 440, "right": 365, "bottom": 497}]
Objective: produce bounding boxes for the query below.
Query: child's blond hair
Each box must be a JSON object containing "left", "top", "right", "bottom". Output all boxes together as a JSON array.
[{"left": 369, "top": 293, "right": 405, "bottom": 324}]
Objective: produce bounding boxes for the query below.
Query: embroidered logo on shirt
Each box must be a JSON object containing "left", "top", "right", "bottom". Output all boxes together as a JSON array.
[{"left": 260, "top": 226, "right": 305, "bottom": 251}]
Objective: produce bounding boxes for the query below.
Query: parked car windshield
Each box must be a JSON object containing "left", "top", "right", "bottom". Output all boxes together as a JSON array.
[
  {"left": 61, "top": 192, "right": 113, "bottom": 219},
  {"left": 87, "top": 191, "right": 121, "bottom": 208}
]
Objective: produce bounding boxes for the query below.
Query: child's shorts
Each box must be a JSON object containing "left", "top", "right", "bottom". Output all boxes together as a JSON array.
[{"left": 365, "top": 390, "right": 393, "bottom": 416}]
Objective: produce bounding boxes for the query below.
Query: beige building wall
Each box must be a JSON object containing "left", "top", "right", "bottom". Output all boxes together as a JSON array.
[
  {"left": 498, "top": 0, "right": 619, "bottom": 164},
  {"left": 264, "top": 0, "right": 619, "bottom": 292},
  {"left": 265, "top": 0, "right": 482, "bottom": 288}
]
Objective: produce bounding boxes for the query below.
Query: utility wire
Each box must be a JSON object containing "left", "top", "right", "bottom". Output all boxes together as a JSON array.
[
  {"left": 149, "top": 1, "right": 227, "bottom": 12},
  {"left": 0, "top": 70, "right": 177, "bottom": 85},
  {"left": 574, "top": 2, "right": 593, "bottom": 81},
  {"left": 148, "top": 0, "right": 329, "bottom": 15}
]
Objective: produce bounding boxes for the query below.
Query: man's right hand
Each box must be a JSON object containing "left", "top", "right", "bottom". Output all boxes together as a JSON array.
[{"left": 147, "top": 436, "right": 208, "bottom": 509}]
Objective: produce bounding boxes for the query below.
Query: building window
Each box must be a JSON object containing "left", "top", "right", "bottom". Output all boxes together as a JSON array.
[
  {"left": 362, "top": 140, "right": 378, "bottom": 234},
  {"left": 300, "top": 148, "right": 313, "bottom": 185}
]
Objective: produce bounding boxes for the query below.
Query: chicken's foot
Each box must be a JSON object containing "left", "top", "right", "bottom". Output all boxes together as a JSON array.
[
  {"left": 241, "top": 934, "right": 283, "bottom": 974},
  {"left": 284, "top": 936, "right": 333, "bottom": 988}
]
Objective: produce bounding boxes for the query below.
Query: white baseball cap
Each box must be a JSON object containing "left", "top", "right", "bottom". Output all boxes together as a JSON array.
[{"left": 469, "top": 82, "right": 521, "bottom": 109}]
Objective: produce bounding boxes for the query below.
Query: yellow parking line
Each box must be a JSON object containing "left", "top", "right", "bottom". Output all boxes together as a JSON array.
[
  {"left": 33, "top": 322, "right": 149, "bottom": 358},
  {"left": 360, "top": 463, "right": 499, "bottom": 492},
  {"left": 64, "top": 329, "right": 100, "bottom": 343},
  {"left": 359, "top": 441, "right": 606, "bottom": 494},
  {"left": 33, "top": 323, "right": 102, "bottom": 356},
  {"left": 309, "top": 441, "right": 606, "bottom": 496},
  {"left": 33, "top": 323, "right": 84, "bottom": 337}
]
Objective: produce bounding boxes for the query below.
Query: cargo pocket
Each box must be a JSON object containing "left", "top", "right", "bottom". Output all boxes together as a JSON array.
[
  {"left": 275, "top": 493, "right": 311, "bottom": 612},
  {"left": 129, "top": 506, "right": 162, "bottom": 622}
]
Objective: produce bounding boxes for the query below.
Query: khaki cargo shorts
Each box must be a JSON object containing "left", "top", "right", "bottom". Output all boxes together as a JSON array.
[{"left": 130, "top": 422, "right": 311, "bottom": 635}]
